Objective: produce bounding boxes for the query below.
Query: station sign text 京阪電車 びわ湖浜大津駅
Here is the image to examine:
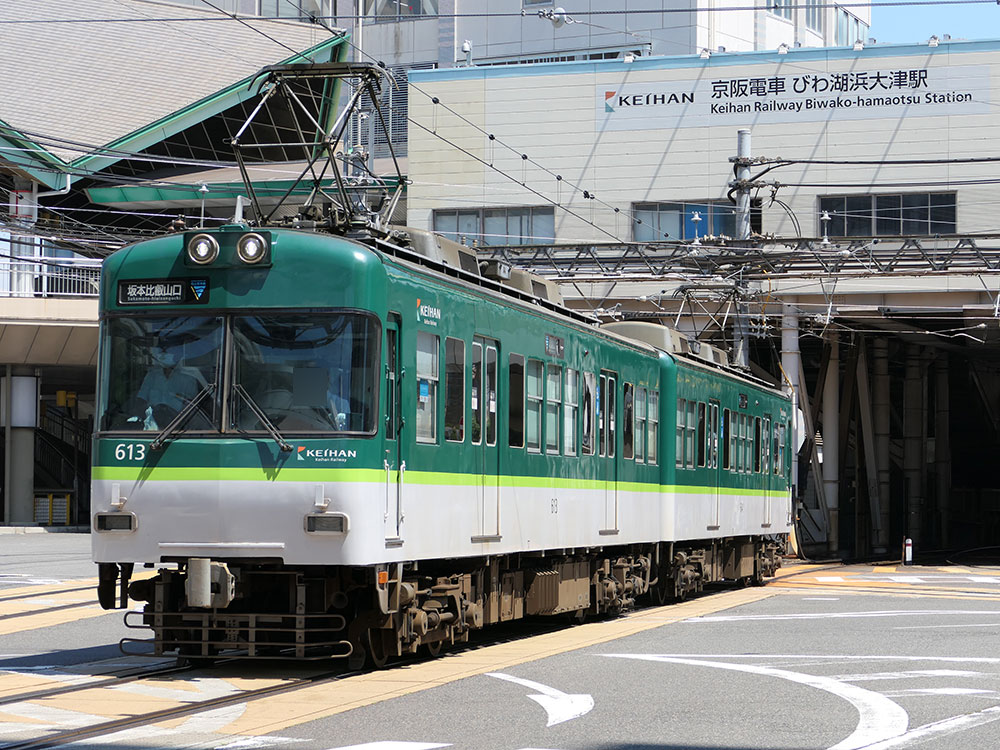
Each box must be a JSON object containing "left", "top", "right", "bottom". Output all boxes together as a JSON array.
[{"left": 597, "top": 64, "right": 988, "bottom": 130}]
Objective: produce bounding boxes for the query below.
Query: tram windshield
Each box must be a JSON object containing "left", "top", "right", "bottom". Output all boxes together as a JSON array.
[
  {"left": 99, "top": 316, "right": 224, "bottom": 432},
  {"left": 230, "top": 313, "right": 379, "bottom": 434}
]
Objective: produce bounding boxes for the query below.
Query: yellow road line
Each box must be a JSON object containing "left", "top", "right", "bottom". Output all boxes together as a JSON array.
[{"left": 220, "top": 587, "right": 780, "bottom": 736}]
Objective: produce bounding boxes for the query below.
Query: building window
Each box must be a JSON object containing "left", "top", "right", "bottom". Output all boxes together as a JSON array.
[
  {"left": 819, "top": 193, "right": 957, "bottom": 237},
  {"left": 364, "top": 0, "right": 438, "bottom": 19},
  {"left": 805, "top": 0, "right": 822, "bottom": 31},
  {"left": 771, "top": 0, "right": 792, "bottom": 20},
  {"left": 416, "top": 332, "right": 439, "bottom": 443},
  {"left": 836, "top": 8, "right": 869, "bottom": 45},
  {"left": 634, "top": 201, "right": 760, "bottom": 242},
  {"left": 444, "top": 337, "right": 464, "bottom": 442},
  {"left": 434, "top": 206, "right": 555, "bottom": 246}
]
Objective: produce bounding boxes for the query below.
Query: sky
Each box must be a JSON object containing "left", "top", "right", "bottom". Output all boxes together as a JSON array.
[{"left": 869, "top": 1, "right": 1000, "bottom": 44}]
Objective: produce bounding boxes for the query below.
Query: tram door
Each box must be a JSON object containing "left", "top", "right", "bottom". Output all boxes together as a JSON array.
[
  {"left": 599, "top": 371, "right": 619, "bottom": 533},
  {"left": 472, "top": 338, "right": 500, "bottom": 540},
  {"left": 709, "top": 400, "right": 721, "bottom": 530},
  {"left": 384, "top": 317, "right": 403, "bottom": 543}
]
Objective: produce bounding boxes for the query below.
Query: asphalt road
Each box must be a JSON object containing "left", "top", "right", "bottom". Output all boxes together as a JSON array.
[{"left": 3, "top": 533, "right": 1000, "bottom": 750}]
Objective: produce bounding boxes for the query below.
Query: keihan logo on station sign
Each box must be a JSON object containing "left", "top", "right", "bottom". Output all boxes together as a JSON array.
[{"left": 605, "top": 89, "right": 695, "bottom": 112}]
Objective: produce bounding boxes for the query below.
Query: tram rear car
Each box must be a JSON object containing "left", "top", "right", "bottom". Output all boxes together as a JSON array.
[{"left": 92, "top": 224, "right": 791, "bottom": 664}]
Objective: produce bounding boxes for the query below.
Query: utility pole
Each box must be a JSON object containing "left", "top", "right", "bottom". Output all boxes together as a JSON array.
[{"left": 730, "top": 128, "right": 752, "bottom": 369}]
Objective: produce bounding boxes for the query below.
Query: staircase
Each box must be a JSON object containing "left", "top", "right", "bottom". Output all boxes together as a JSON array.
[{"left": 34, "top": 404, "right": 91, "bottom": 526}]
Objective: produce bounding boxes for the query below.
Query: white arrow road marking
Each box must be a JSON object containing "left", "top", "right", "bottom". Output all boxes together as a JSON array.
[
  {"left": 858, "top": 705, "right": 1000, "bottom": 749},
  {"left": 604, "top": 655, "right": 908, "bottom": 750},
  {"left": 487, "top": 673, "right": 594, "bottom": 727},
  {"left": 884, "top": 688, "right": 996, "bottom": 697},
  {"left": 831, "top": 669, "right": 984, "bottom": 682}
]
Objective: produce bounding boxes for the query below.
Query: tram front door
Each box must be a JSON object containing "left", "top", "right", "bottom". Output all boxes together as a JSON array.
[{"left": 472, "top": 337, "right": 500, "bottom": 541}]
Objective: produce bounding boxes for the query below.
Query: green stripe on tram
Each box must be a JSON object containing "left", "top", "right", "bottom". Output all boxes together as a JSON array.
[{"left": 93, "top": 465, "right": 787, "bottom": 499}]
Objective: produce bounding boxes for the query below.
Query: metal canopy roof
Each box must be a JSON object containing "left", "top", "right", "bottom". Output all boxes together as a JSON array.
[{"left": 0, "top": 0, "right": 348, "bottom": 188}]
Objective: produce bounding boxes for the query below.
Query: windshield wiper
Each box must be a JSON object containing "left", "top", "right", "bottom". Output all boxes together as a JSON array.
[
  {"left": 232, "top": 383, "right": 293, "bottom": 452},
  {"left": 149, "top": 383, "right": 217, "bottom": 451}
]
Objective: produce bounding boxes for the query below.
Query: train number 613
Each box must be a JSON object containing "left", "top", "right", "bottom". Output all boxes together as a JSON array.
[{"left": 114, "top": 443, "right": 146, "bottom": 461}]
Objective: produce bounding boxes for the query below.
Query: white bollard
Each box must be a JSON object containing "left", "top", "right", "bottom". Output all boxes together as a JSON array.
[{"left": 903, "top": 538, "right": 913, "bottom": 565}]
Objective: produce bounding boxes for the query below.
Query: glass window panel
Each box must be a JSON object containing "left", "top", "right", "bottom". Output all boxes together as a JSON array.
[
  {"left": 686, "top": 401, "right": 696, "bottom": 468},
  {"left": 486, "top": 346, "right": 497, "bottom": 445},
  {"left": 722, "top": 409, "right": 731, "bottom": 470},
  {"left": 635, "top": 388, "right": 646, "bottom": 462},
  {"left": 444, "top": 338, "right": 464, "bottom": 442},
  {"left": 901, "top": 193, "right": 929, "bottom": 234},
  {"left": 582, "top": 372, "right": 596, "bottom": 455},
  {"left": 647, "top": 391, "right": 658, "bottom": 464},
  {"left": 712, "top": 203, "right": 737, "bottom": 237},
  {"left": 531, "top": 207, "right": 555, "bottom": 244},
  {"left": 509, "top": 354, "right": 525, "bottom": 448},
  {"left": 819, "top": 197, "right": 845, "bottom": 237},
  {"left": 483, "top": 209, "right": 507, "bottom": 246},
  {"left": 875, "top": 195, "right": 901, "bottom": 236},
  {"left": 607, "top": 377, "right": 616, "bottom": 459},
  {"left": 929, "top": 193, "right": 956, "bottom": 234},
  {"left": 676, "top": 397, "right": 686, "bottom": 467},
  {"left": 696, "top": 402, "right": 706, "bottom": 467},
  {"left": 526, "top": 359, "right": 543, "bottom": 452},
  {"left": 564, "top": 368, "right": 578, "bottom": 456},
  {"left": 100, "top": 315, "right": 223, "bottom": 432},
  {"left": 623, "top": 383, "right": 634, "bottom": 460},
  {"left": 415, "top": 332, "right": 439, "bottom": 443},
  {"left": 683, "top": 204, "right": 710, "bottom": 240},
  {"left": 844, "top": 195, "right": 872, "bottom": 236},
  {"left": 471, "top": 342, "right": 483, "bottom": 444},
  {"left": 526, "top": 359, "right": 543, "bottom": 399},
  {"left": 633, "top": 206, "right": 657, "bottom": 242}
]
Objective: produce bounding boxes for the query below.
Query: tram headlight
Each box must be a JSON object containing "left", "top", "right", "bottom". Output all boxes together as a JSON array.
[
  {"left": 187, "top": 234, "right": 219, "bottom": 265},
  {"left": 237, "top": 233, "right": 268, "bottom": 264}
]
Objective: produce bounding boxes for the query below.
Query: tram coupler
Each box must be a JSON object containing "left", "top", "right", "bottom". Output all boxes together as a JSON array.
[{"left": 97, "top": 562, "right": 133, "bottom": 610}]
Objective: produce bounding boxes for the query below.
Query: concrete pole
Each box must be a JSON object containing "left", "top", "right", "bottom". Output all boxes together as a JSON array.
[
  {"left": 732, "top": 129, "right": 752, "bottom": 370},
  {"left": 872, "top": 338, "right": 891, "bottom": 554},
  {"left": 2, "top": 364, "right": 10, "bottom": 524},
  {"left": 903, "top": 345, "right": 924, "bottom": 546},
  {"left": 935, "top": 354, "right": 951, "bottom": 548},
  {"left": 822, "top": 333, "right": 840, "bottom": 556},
  {"left": 780, "top": 302, "right": 805, "bottom": 517}
]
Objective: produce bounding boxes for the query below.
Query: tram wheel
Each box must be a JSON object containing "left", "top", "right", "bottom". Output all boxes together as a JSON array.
[
  {"left": 366, "top": 629, "right": 390, "bottom": 669},
  {"left": 424, "top": 639, "right": 443, "bottom": 657}
]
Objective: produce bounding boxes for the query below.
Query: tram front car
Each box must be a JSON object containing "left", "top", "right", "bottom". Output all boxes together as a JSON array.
[{"left": 92, "top": 225, "right": 386, "bottom": 659}]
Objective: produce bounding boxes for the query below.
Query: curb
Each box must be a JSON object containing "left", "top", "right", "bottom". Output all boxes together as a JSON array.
[{"left": 0, "top": 526, "right": 89, "bottom": 535}]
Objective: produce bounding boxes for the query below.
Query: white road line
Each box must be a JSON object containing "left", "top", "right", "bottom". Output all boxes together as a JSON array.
[
  {"left": 686, "top": 609, "right": 1000, "bottom": 622},
  {"left": 604, "top": 654, "right": 909, "bottom": 750},
  {"left": 857, "top": 705, "right": 1000, "bottom": 749},
  {"left": 885, "top": 688, "right": 996, "bottom": 696},
  {"left": 113, "top": 677, "right": 242, "bottom": 702},
  {"left": 617, "top": 653, "right": 1000, "bottom": 664},
  {"left": 802, "top": 597, "right": 841, "bottom": 601},
  {"left": 894, "top": 622, "right": 1000, "bottom": 630},
  {"left": 486, "top": 673, "right": 594, "bottom": 727},
  {"left": 816, "top": 576, "right": 845, "bottom": 582},
  {"left": 0, "top": 722, "right": 44, "bottom": 737},
  {"left": 0, "top": 702, "right": 105, "bottom": 728},
  {"left": 175, "top": 703, "right": 248, "bottom": 733},
  {"left": 830, "top": 669, "right": 984, "bottom": 682},
  {"left": 214, "top": 736, "right": 309, "bottom": 749},
  {"left": 322, "top": 744, "right": 451, "bottom": 750}
]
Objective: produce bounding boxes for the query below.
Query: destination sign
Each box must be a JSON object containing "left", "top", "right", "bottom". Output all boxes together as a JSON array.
[{"left": 118, "top": 278, "right": 210, "bottom": 305}]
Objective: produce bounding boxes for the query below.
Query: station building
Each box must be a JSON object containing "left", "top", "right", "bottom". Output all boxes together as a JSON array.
[{"left": 406, "top": 39, "right": 998, "bottom": 245}]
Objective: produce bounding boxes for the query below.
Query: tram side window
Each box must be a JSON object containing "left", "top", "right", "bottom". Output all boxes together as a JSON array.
[
  {"left": 546, "top": 364, "right": 562, "bottom": 454},
  {"left": 623, "top": 382, "right": 634, "bottom": 460},
  {"left": 753, "top": 416, "right": 762, "bottom": 473},
  {"left": 746, "top": 415, "right": 754, "bottom": 473},
  {"left": 722, "top": 408, "right": 731, "bottom": 470},
  {"left": 675, "top": 398, "right": 686, "bottom": 468},
  {"left": 772, "top": 421, "right": 780, "bottom": 475},
  {"left": 416, "top": 332, "right": 439, "bottom": 443},
  {"left": 601, "top": 374, "right": 616, "bottom": 459},
  {"left": 444, "top": 338, "right": 464, "bottom": 442},
  {"left": 635, "top": 387, "right": 646, "bottom": 462},
  {"left": 564, "top": 368, "right": 578, "bottom": 455},
  {"left": 696, "top": 402, "right": 706, "bottom": 467},
  {"left": 526, "top": 359, "right": 543, "bottom": 453},
  {"left": 737, "top": 414, "right": 745, "bottom": 473},
  {"left": 709, "top": 403, "right": 720, "bottom": 469},
  {"left": 647, "top": 390, "right": 659, "bottom": 464},
  {"left": 509, "top": 354, "right": 525, "bottom": 448},
  {"left": 582, "top": 372, "right": 596, "bottom": 455},
  {"left": 761, "top": 417, "right": 768, "bottom": 473},
  {"left": 471, "top": 342, "right": 483, "bottom": 444},
  {"left": 685, "top": 400, "right": 696, "bottom": 469}
]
